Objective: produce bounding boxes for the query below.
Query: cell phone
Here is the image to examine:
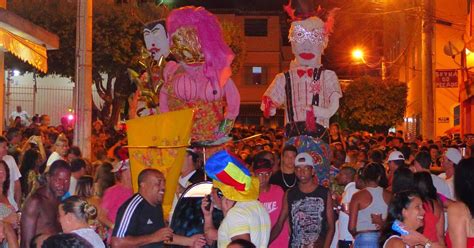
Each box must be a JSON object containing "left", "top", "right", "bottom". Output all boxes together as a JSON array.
[
  {"left": 204, "top": 195, "right": 211, "bottom": 211},
  {"left": 391, "top": 220, "right": 409, "bottom": 235}
]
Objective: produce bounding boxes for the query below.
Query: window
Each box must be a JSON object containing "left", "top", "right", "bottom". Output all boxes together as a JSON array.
[
  {"left": 454, "top": 105, "right": 460, "bottom": 126},
  {"left": 244, "top": 19, "right": 268, "bottom": 37},
  {"left": 245, "top": 66, "right": 268, "bottom": 85}
]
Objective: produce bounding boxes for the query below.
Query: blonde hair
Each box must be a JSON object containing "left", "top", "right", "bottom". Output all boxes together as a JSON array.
[{"left": 61, "top": 196, "right": 97, "bottom": 221}]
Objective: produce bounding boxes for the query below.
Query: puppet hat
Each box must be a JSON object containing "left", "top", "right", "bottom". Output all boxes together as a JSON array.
[{"left": 205, "top": 150, "right": 259, "bottom": 201}]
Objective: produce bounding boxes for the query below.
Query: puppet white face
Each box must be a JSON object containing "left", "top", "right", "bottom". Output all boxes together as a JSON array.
[
  {"left": 289, "top": 17, "right": 328, "bottom": 67},
  {"left": 143, "top": 23, "right": 170, "bottom": 61}
]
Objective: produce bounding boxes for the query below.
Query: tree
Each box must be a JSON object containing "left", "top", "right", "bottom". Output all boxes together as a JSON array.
[
  {"left": 339, "top": 76, "right": 408, "bottom": 132},
  {"left": 6, "top": 0, "right": 165, "bottom": 128}
]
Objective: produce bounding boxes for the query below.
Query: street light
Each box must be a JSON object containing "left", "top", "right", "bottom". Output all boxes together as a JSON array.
[
  {"left": 352, "top": 49, "right": 364, "bottom": 61},
  {"left": 351, "top": 48, "right": 386, "bottom": 80}
]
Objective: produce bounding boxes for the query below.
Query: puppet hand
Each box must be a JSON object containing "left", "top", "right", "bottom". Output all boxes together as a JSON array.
[{"left": 262, "top": 96, "right": 275, "bottom": 118}]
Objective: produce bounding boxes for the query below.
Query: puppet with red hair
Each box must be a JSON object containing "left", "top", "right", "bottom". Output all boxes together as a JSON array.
[
  {"left": 160, "top": 6, "right": 240, "bottom": 145},
  {"left": 261, "top": 0, "right": 341, "bottom": 142}
]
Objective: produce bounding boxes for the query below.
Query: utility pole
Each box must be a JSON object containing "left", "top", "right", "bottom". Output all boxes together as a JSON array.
[
  {"left": 0, "top": 1, "right": 6, "bottom": 134},
  {"left": 421, "top": 0, "right": 435, "bottom": 140},
  {"left": 74, "top": 0, "right": 93, "bottom": 159}
]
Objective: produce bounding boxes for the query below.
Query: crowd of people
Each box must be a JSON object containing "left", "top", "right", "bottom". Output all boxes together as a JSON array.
[{"left": 1, "top": 108, "right": 474, "bottom": 248}]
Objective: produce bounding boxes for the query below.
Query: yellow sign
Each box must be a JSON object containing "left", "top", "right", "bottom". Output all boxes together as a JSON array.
[{"left": 126, "top": 109, "right": 194, "bottom": 216}]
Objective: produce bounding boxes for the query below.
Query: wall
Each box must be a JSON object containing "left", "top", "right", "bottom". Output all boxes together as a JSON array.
[
  {"left": 433, "top": 0, "right": 465, "bottom": 138},
  {"left": 388, "top": 0, "right": 465, "bottom": 139}
]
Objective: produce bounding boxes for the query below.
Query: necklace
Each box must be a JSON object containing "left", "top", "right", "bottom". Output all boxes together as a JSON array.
[{"left": 282, "top": 172, "right": 296, "bottom": 188}]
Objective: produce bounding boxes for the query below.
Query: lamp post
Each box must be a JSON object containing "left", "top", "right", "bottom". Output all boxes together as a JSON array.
[{"left": 351, "top": 48, "right": 386, "bottom": 80}]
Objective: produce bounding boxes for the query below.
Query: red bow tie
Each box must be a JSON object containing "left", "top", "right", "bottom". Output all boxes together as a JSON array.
[{"left": 297, "top": 68, "right": 314, "bottom": 78}]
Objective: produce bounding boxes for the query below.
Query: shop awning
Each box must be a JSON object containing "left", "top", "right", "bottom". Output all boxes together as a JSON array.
[{"left": 0, "top": 8, "right": 59, "bottom": 72}]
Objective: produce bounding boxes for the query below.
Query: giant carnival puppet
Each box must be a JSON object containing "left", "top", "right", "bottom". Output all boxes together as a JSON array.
[
  {"left": 262, "top": 0, "right": 342, "bottom": 185},
  {"left": 159, "top": 7, "right": 240, "bottom": 146},
  {"left": 129, "top": 19, "right": 171, "bottom": 118}
]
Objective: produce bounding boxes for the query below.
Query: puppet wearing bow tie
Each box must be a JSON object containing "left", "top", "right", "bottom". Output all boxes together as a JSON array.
[{"left": 261, "top": 7, "right": 341, "bottom": 141}]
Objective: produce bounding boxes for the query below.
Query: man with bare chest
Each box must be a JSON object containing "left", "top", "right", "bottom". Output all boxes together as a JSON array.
[{"left": 20, "top": 160, "right": 71, "bottom": 248}]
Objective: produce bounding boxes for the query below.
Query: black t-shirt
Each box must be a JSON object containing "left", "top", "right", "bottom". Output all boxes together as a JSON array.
[
  {"left": 113, "top": 193, "right": 165, "bottom": 248},
  {"left": 287, "top": 185, "right": 329, "bottom": 248},
  {"left": 270, "top": 170, "right": 297, "bottom": 191}
]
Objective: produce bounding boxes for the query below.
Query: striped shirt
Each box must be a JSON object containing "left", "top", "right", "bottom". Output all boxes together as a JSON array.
[
  {"left": 112, "top": 194, "right": 165, "bottom": 248},
  {"left": 217, "top": 200, "right": 271, "bottom": 248}
]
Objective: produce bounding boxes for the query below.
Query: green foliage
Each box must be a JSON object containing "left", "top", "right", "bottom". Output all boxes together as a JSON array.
[
  {"left": 7, "top": 0, "right": 165, "bottom": 77},
  {"left": 6, "top": 0, "right": 76, "bottom": 76},
  {"left": 6, "top": 0, "right": 165, "bottom": 127},
  {"left": 339, "top": 76, "right": 408, "bottom": 132}
]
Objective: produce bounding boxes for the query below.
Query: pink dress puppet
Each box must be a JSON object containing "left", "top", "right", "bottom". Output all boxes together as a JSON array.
[
  {"left": 261, "top": 1, "right": 341, "bottom": 143},
  {"left": 160, "top": 7, "right": 240, "bottom": 145}
]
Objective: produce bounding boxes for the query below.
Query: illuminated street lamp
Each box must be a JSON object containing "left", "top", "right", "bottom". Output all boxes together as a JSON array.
[
  {"left": 352, "top": 49, "right": 364, "bottom": 61},
  {"left": 351, "top": 48, "right": 386, "bottom": 80}
]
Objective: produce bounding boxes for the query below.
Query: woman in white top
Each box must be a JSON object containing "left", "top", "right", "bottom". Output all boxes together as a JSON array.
[
  {"left": 380, "top": 190, "right": 429, "bottom": 248},
  {"left": 58, "top": 196, "right": 105, "bottom": 248},
  {"left": 349, "top": 163, "right": 391, "bottom": 247}
]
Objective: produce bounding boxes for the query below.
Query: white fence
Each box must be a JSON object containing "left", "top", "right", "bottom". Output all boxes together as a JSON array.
[{"left": 4, "top": 85, "right": 104, "bottom": 127}]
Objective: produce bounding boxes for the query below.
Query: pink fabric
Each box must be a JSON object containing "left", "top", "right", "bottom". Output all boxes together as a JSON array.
[
  {"left": 422, "top": 202, "right": 440, "bottom": 242},
  {"left": 259, "top": 184, "right": 289, "bottom": 248},
  {"left": 166, "top": 6, "right": 234, "bottom": 88},
  {"left": 160, "top": 61, "right": 240, "bottom": 119},
  {"left": 101, "top": 184, "right": 133, "bottom": 244},
  {"left": 101, "top": 184, "right": 133, "bottom": 224}
]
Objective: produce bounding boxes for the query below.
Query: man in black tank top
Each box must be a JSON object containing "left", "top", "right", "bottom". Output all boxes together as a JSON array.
[{"left": 269, "top": 152, "right": 335, "bottom": 248}]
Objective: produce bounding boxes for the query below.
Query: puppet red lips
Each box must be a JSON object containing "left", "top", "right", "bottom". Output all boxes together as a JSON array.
[
  {"left": 149, "top": 47, "right": 161, "bottom": 53},
  {"left": 299, "top": 53, "right": 315, "bottom": 60}
]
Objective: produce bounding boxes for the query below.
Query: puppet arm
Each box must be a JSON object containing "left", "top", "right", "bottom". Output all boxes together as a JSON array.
[{"left": 260, "top": 73, "right": 286, "bottom": 118}]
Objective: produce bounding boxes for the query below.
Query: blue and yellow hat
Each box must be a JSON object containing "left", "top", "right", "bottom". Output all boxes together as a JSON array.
[{"left": 205, "top": 150, "right": 259, "bottom": 201}]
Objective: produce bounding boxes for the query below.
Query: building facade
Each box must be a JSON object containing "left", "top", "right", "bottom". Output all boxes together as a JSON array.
[{"left": 385, "top": 0, "right": 465, "bottom": 140}]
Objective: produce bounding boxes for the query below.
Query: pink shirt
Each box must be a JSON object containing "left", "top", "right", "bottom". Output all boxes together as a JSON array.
[
  {"left": 100, "top": 184, "right": 133, "bottom": 223},
  {"left": 259, "top": 184, "right": 290, "bottom": 248}
]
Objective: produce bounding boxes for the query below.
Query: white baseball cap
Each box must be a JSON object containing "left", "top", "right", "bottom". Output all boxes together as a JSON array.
[
  {"left": 445, "top": 148, "right": 462, "bottom": 165},
  {"left": 387, "top": 151, "right": 405, "bottom": 161},
  {"left": 295, "top": 152, "right": 314, "bottom": 167}
]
